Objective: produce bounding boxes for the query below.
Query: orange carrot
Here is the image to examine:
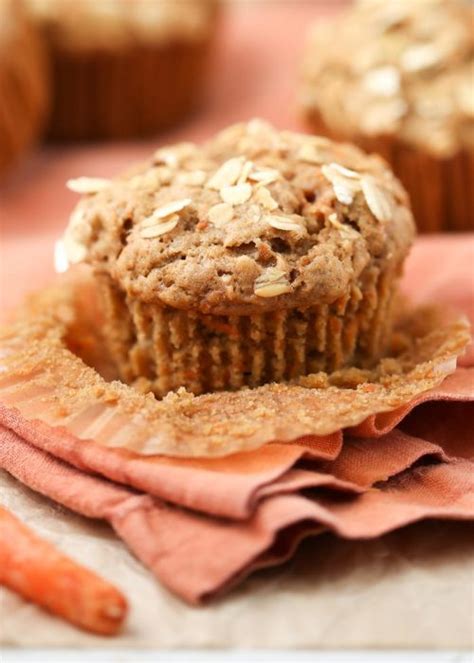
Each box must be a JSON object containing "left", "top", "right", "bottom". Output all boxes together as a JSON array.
[{"left": 0, "top": 505, "right": 127, "bottom": 635}]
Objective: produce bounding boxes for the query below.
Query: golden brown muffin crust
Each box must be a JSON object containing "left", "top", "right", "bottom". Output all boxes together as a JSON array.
[{"left": 63, "top": 120, "right": 415, "bottom": 315}]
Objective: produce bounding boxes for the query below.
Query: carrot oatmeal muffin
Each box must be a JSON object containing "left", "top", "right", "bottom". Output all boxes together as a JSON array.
[
  {"left": 25, "top": 0, "right": 219, "bottom": 140},
  {"left": 301, "top": 0, "right": 474, "bottom": 233},
  {"left": 0, "top": 0, "right": 49, "bottom": 177},
  {"left": 61, "top": 120, "right": 415, "bottom": 397}
]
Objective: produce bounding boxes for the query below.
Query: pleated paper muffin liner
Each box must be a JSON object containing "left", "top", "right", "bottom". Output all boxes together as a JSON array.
[
  {"left": 0, "top": 269, "right": 469, "bottom": 458},
  {"left": 98, "top": 261, "right": 400, "bottom": 398},
  {"left": 0, "top": 1, "right": 50, "bottom": 176},
  {"left": 305, "top": 110, "right": 474, "bottom": 234},
  {"left": 47, "top": 30, "right": 218, "bottom": 140}
]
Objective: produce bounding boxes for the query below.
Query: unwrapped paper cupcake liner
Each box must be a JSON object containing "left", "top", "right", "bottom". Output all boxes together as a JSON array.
[{"left": 0, "top": 269, "right": 469, "bottom": 458}]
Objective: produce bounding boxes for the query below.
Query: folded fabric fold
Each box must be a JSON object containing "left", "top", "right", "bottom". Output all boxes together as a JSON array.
[
  {"left": 1, "top": 422, "right": 473, "bottom": 604},
  {"left": 0, "top": 235, "right": 473, "bottom": 604},
  {"left": 0, "top": 401, "right": 342, "bottom": 519},
  {"left": 348, "top": 369, "right": 474, "bottom": 437},
  {"left": 1, "top": 368, "right": 473, "bottom": 520}
]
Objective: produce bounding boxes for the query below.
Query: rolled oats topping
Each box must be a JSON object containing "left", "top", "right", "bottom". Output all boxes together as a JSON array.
[
  {"left": 206, "top": 156, "right": 245, "bottom": 190},
  {"left": 400, "top": 42, "right": 445, "bottom": 74},
  {"left": 238, "top": 160, "right": 255, "bottom": 185},
  {"left": 61, "top": 120, "right": 414, "bottom": 315},
  {"left": 176, "top": 170, "right": 207, "bottom": 187},
  {"left": 301, "top": 0, "right": 474, "bottom": 156},
  {"left": 208, "top": 202, "right": 234, "bottom": 227},
  {"left": 360, "top": 176, "right": 394, "bottom": 223},
  {"left": 254, "top": 268, "right": 292, "bottom": 298},
  {"left": 152, "top": 198, "right": 192, "bottom": 218},
  {"left": 321, "top": 163, "right": 362, "bottom": 206},
  {"left": 265, "top": 214, "right": 303, "bottom": 232},
  {"left": 295, "top": 146, "right": 322, "bottom": 166},
  {"left": 328, "top": 213, "right": 359, "bottom": 239},
  {"left": 139, "top": 216, "right": 179, "bottom": 238},
  {"left": 254, "top": 185, "right": 279, "bottom": 211},
  {"left": 66, "top": 177, "right": 111, "bottom": 194},
  {"left": 248, "top": 168, "right": 280, "bottom": 185},
  {"left": 219, "top": 182, "right": 253, "bottom": 205},
  {"left": 363, "top": 65, "right": 401, "bottom": 97}
]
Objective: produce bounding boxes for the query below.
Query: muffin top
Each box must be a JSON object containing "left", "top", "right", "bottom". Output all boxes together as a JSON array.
[
  {"left": 63, "top": 120, "right": 415, "bottom": 315},
  {"left": 301, "top": 0, "right": 474, "bottom": 157},
  {"left": 24, "top": 0, "right": 217, "bottom": 49}
]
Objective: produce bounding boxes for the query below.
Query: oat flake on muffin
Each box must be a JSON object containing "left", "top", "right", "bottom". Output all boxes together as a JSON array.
[{"left": 61, "top": 120, "right": 415, "bottom": 397}]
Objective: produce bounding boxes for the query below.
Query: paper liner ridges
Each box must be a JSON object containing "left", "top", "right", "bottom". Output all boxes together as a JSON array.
[
  {"left": 0, "top": 272, "right": 470, "bottom": 458},
  {"left": 99, "top": 265, "right": 398, "bottom": 397}
]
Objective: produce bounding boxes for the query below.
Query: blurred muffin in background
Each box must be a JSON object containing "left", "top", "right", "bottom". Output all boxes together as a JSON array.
[
  {"left": 25, "top": 0, "right": 220, "bottom": 141},
  {"left": 300, "top": 0, "right": 474, "bottom": 233},
  {"left": 0, "top": 0, "right": 49, "bottom": 177}
]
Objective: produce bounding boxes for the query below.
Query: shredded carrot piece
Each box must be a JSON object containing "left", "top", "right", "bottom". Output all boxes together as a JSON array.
[{"left": 0, "top": 505, "right": 128, "bottom": 635}]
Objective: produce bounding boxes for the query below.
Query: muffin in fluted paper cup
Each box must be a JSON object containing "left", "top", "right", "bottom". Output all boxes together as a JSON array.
[
  {"left": 300, "top": 0, "right": 474, "bottom": 233},
  {"left": 61, "top": 120, "right": 415, "bottom": 397},
  {"left": 0, "top": 0, "right": 49, "bottom": 177},
  {"left": 25, "top": 0, "right": 220, "bottom": 140}
]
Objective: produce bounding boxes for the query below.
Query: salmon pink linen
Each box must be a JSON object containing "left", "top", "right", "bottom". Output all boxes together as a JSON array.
[
  {"left": 0, "top": 401, "right": 343, "bottom": 519},
  {"left": 348, "top": 368, "right": 474, "bottom": 437},
  {"left": 401, "top": 236, "right": 474, "bottom": 366},
  {"left": 0, "top": 366, "right": 472, "bottom": 520},
  {"left": 1, "top": 424, "right": 473, "bottom": 605},
  {"left": 0, "top": 236, "right": 474, "bottom": 603},
  {"left": 0, "top": 0, "right": 473, "bottom": 607},
  {"left": 401, "top": 401, "right": 474, "bottom": 460}
]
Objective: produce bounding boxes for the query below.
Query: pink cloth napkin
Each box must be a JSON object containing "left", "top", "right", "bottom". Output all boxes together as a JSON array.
[
  {"left": 1, "top": 0, "right": 472, "bottom": 606},
  {"left": 1, "top": 235, "right": 473, "bottom": 604},
  {"left": 1, "top": 422, "right": 472, "bottom": 604}
]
